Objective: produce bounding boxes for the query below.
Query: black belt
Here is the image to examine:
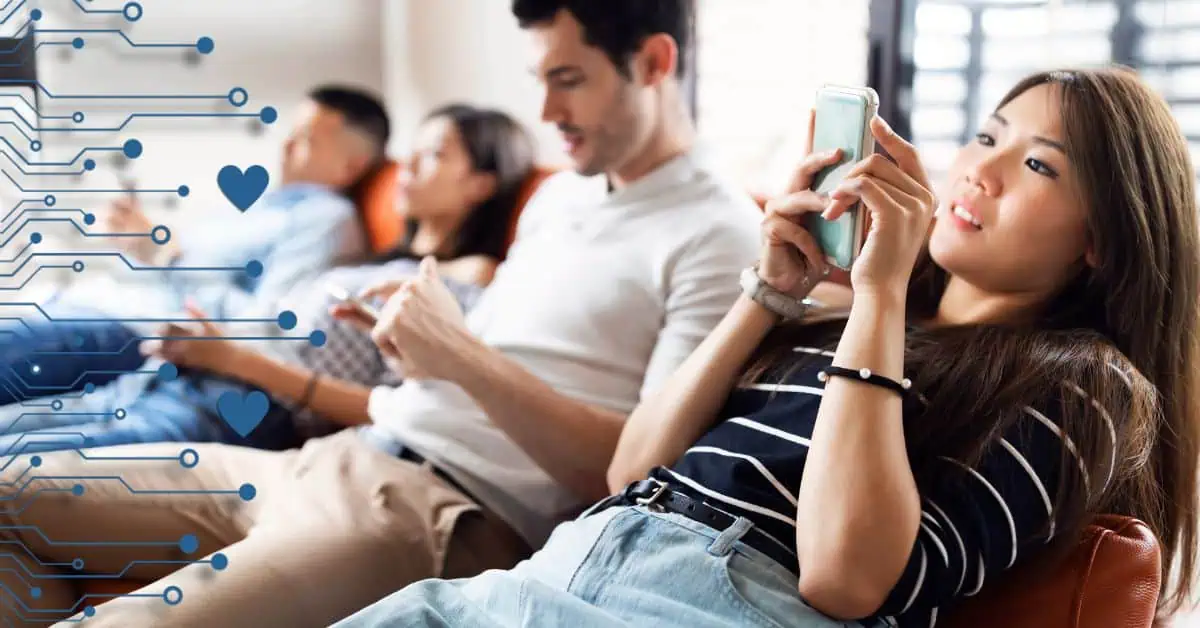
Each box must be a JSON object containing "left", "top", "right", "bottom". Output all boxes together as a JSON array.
[
  {"left": 598, "top": 479, "right": 798, "bottom": 574},
  {"left": 397, "top": 447, "right": 476, "bottom": 502}
]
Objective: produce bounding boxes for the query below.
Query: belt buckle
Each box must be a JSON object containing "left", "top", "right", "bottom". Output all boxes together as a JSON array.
[{"left": 634, "top": 479, "right": 669, "bottom": 511}]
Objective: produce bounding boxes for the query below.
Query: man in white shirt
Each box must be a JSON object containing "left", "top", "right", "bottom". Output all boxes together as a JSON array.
[{"left": 0, "top": 1, "right": 763, "bottom": 626}]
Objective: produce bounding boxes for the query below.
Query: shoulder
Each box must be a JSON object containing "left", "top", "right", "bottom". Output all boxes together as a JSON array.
[
  {"left": 1007, "top": 335, "right": 1150, "bottom": 491},
  {"left": 664, "top": 177, "right": 762, "bottom": 262},
  {"left": 279, "top": 188, "right": 356, "bottom": 226},
  {"left": 514, "top": 170, "right": 599, "bottom": 231}
]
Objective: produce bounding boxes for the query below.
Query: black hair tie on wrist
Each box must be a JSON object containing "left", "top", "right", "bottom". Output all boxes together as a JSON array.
[{"left": 817, "top": 366, "right": 912, "bottom": 397}]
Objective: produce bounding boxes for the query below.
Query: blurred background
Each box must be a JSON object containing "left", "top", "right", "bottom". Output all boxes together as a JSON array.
[{"left": 1, "top": 0, "right": 1197, "bottom": 287}]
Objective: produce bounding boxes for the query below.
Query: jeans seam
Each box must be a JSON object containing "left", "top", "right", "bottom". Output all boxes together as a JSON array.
[{"left": 564, "top": 508, "right": 633, "bottom": 596}]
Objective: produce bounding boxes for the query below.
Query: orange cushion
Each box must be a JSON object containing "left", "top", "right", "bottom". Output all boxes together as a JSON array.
[
  {"left": 356, "top": 162, "right": 558, "bottom": 259},
  {"left": 504, "top": 166, "right": 559, "bottom": 251},
  {"left": 356, "top": 160, "right": 403, "bottom": 254}
]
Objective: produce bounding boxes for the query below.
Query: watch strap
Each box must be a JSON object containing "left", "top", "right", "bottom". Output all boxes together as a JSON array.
[{"left": 740, "top": 267, "right": 810, "bottom": 320}]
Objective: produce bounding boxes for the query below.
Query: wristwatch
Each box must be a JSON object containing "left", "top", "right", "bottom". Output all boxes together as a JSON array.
[{"left": 740, "top": 266, "right": 811, "bottom": 321}]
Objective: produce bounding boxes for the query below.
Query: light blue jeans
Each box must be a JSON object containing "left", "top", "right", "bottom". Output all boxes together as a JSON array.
[{"left": 336, "top": 504, "right": 862, "bottom": 627}]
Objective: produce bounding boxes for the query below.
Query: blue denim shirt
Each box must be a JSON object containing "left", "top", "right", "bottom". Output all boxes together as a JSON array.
[{"left": 161, "top": 183, "right": 366, "bottom": 319}]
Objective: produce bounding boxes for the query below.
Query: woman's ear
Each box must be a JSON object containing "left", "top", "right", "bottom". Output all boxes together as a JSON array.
[
  {"left": 465, "top": 171, "right": 498, "bottom": 206},
  {"left": 1084, "top": 243, "right": 1100, "bottom": 268}
]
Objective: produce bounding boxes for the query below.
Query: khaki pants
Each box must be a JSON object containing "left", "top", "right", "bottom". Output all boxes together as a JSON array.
[{"left": 0, "top": 431, "right": 531, "bottom": 627}]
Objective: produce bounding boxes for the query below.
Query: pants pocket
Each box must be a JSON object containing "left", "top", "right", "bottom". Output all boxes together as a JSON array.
[{"left": 719, "top": 552, "right": 850, "bottom": 628}]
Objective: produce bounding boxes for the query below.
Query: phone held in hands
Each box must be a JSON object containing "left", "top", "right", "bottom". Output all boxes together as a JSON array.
[
  {"left": 326, "top": 284, "right": 381, "bottom": 325},
  {"left": 806, "top": 84, "right": 879, "bottom": 270}
]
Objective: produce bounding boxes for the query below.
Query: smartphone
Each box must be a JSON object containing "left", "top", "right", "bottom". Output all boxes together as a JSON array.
[
  {"left": 805, "top": 85, "right": 879, "bottom": 270},
  {"left": 326, "top": 284, "right": 381, "bottom": 324}
]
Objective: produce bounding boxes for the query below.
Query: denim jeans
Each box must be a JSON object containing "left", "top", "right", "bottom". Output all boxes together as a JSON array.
[
  {"left": 336, "top": 504, "right": 861, "bottom": 628},
  {"left": 0, "top": 311, "right": 145, "bottom": 406},
  {"left": 0, "top": 367, "right": 302, "bottom": 455}
]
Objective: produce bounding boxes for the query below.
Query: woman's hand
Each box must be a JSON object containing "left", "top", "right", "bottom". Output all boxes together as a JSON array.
[
  {"left": 823, "top": 117, "right": 937, "bottom": 299},
  {"left": 759, "top": 132, "right": 845, "bottom": 299},
  {"left": 139, "top": 302, "right": 240, "bottom": 375},
  {"left": 328, "top": 280, "right": 432, "bottom": 381},
  {"left": 759, "top": 151, "right": 843, "bottom": 299},
  {"left": 332, "top": 258, "right": 468, "bottom": 382}
]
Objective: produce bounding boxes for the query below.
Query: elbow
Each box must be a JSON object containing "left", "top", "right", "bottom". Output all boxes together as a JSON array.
[
  {"left": 571, "top": 475, "right": 614, "bottom": 504},
  {"left": 796, "top": 563, "right": 890, "bottom": 621},
  {"left": 605, "top": 460, "right": 637, "bottom": 496}
]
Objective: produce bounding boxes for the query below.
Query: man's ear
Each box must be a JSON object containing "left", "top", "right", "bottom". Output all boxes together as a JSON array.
[{"left": 637, "top": 33, "right": 678, "bottom": 87}]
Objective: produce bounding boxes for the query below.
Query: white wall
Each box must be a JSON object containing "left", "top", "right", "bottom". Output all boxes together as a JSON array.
[
  {"left": 7, "top": 0, "right": 385, "bottom": 289},
  {"left": 31, "top": 0, "right": 384, "bottom": 208},
  {"left": 380, "top": 0, "right": 565, "bottom": 165}
]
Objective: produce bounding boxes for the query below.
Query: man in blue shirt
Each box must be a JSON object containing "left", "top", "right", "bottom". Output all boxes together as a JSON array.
[{"left": 0, "top": 86, "right": 389, "bottom": 406}]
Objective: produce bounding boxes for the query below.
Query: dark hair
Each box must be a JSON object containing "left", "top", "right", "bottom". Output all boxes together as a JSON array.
[
  {"left": 512, "top": 0, "right": 693, "bottom": 79},
  {"left": 309, "top": 85, "right": 391, "bottom": 156},
  {"left": 389, "top": 104, "right": 535, "bottom": 262},
  {"left": 748, "top": 67, "right": 1200, "bottom": 618},
  {"left": 308, "top": 85, "right": 392, "bottom": 198}
]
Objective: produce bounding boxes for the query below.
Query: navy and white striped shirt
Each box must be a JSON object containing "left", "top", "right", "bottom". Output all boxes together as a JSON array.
[{"left": 650, "top": 345, "right": 1118, "bottom": 626}]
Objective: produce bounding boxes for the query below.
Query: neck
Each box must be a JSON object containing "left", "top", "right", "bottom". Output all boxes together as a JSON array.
[
  {"left": 609, "top": 97, "right": 695, "bottom": 189},
  {"left": 410, "top": 215, "right": 463, "bottom": 258},
  {"left": 932, "top": 276, "right": 1046, "bottom": 327}
]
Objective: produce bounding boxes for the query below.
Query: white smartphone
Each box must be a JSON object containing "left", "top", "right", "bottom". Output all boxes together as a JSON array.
[
  {"left": 806, "top": 85, "right": 879, "bottom": 270},
  {"left": 326, "top": 284, "right": 381, "bottom": 324}
]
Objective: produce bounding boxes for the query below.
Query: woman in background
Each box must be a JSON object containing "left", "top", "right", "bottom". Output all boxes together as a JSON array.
[
  {"left": 378, "top": 103, "right": 535, "bottom": 286},
  {"left": 339, "top": 67, "right": 1199, "bottom": 627}
]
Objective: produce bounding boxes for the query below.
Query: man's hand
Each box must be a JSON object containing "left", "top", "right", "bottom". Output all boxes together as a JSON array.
[
  {"left": 139, "top": 302, "right": 239, "bottom": 375},
  {"left": 367, "top": 257, "right": 473, "bottom": 382},
  {"left": 105, "top": 197, "right": 179, "bottom": 264}
]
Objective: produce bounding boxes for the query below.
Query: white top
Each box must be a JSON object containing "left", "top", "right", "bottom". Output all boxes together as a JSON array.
[{"left": 365, "top": 151, "right": 763, "bottom": 545}]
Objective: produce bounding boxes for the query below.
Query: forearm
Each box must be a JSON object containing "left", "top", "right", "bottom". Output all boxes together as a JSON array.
[
  {"left": 451, "top": 337, "right": 627, "bottom": 503},
  {"left": 228, "top": 349, "right": 372, "bottom": 427},
  {"left": 795, "top": 291, "right": 921, "bottom": 617},
  {"left": 608, "top": 295, "right": 777, "bottom": 492}
]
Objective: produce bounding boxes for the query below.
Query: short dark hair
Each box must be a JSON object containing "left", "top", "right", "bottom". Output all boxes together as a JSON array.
[
  {"left": 308, "top": 85, "right": 391, "bottom": 157},
  {"left": 512, "top": 0, "right": 693, "bottom": 79}
]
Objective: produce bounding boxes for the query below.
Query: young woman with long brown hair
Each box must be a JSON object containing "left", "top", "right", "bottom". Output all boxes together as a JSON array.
[{"left": 338, "top": 66, "right": 1199, "bottom": 627}]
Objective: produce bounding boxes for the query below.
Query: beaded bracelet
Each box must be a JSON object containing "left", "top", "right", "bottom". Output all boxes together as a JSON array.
[{"left": 817, "top": 366, "right": 912, "bottom": 397}]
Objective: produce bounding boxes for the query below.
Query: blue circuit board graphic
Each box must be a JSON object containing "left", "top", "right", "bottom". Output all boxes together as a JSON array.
[{"left": 0, "top": 1, "right": 308, "bottom": 623}]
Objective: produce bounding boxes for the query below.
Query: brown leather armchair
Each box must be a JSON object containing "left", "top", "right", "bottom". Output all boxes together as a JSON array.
[{"left": 943, "top": 515, "right": 1162, "bottom": 628}]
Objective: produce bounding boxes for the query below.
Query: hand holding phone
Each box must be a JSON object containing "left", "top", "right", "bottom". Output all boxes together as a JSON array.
[
  {"left": 326, "top": 284, "right": 381, "bottom": 325},
  {"left": 805, "top": 85, "right": 879, "bottom": 270}
]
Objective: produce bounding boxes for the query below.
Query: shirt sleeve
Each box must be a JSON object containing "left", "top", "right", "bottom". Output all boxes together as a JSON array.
[
  {"left": 163, "top": 201, "right": 365, "bottom": 321},
  {"left": 639, "top": 216, "right": 760, "bottom": 400},
  {"left": 876, "top": 392, "right": 1109, "bottom": 620}
]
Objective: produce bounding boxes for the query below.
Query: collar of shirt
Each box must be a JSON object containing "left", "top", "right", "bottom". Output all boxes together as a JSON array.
[{"left": 586, "top": 146, "right": 716, "bottom": 207}]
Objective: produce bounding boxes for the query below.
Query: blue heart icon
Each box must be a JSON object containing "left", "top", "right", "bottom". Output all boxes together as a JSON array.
[
  {"left": 217, "top": 165, "right": 270, "bottom": 212},
  {"left": 216, "top": 390, "right": 269, "bottom": 437}
]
